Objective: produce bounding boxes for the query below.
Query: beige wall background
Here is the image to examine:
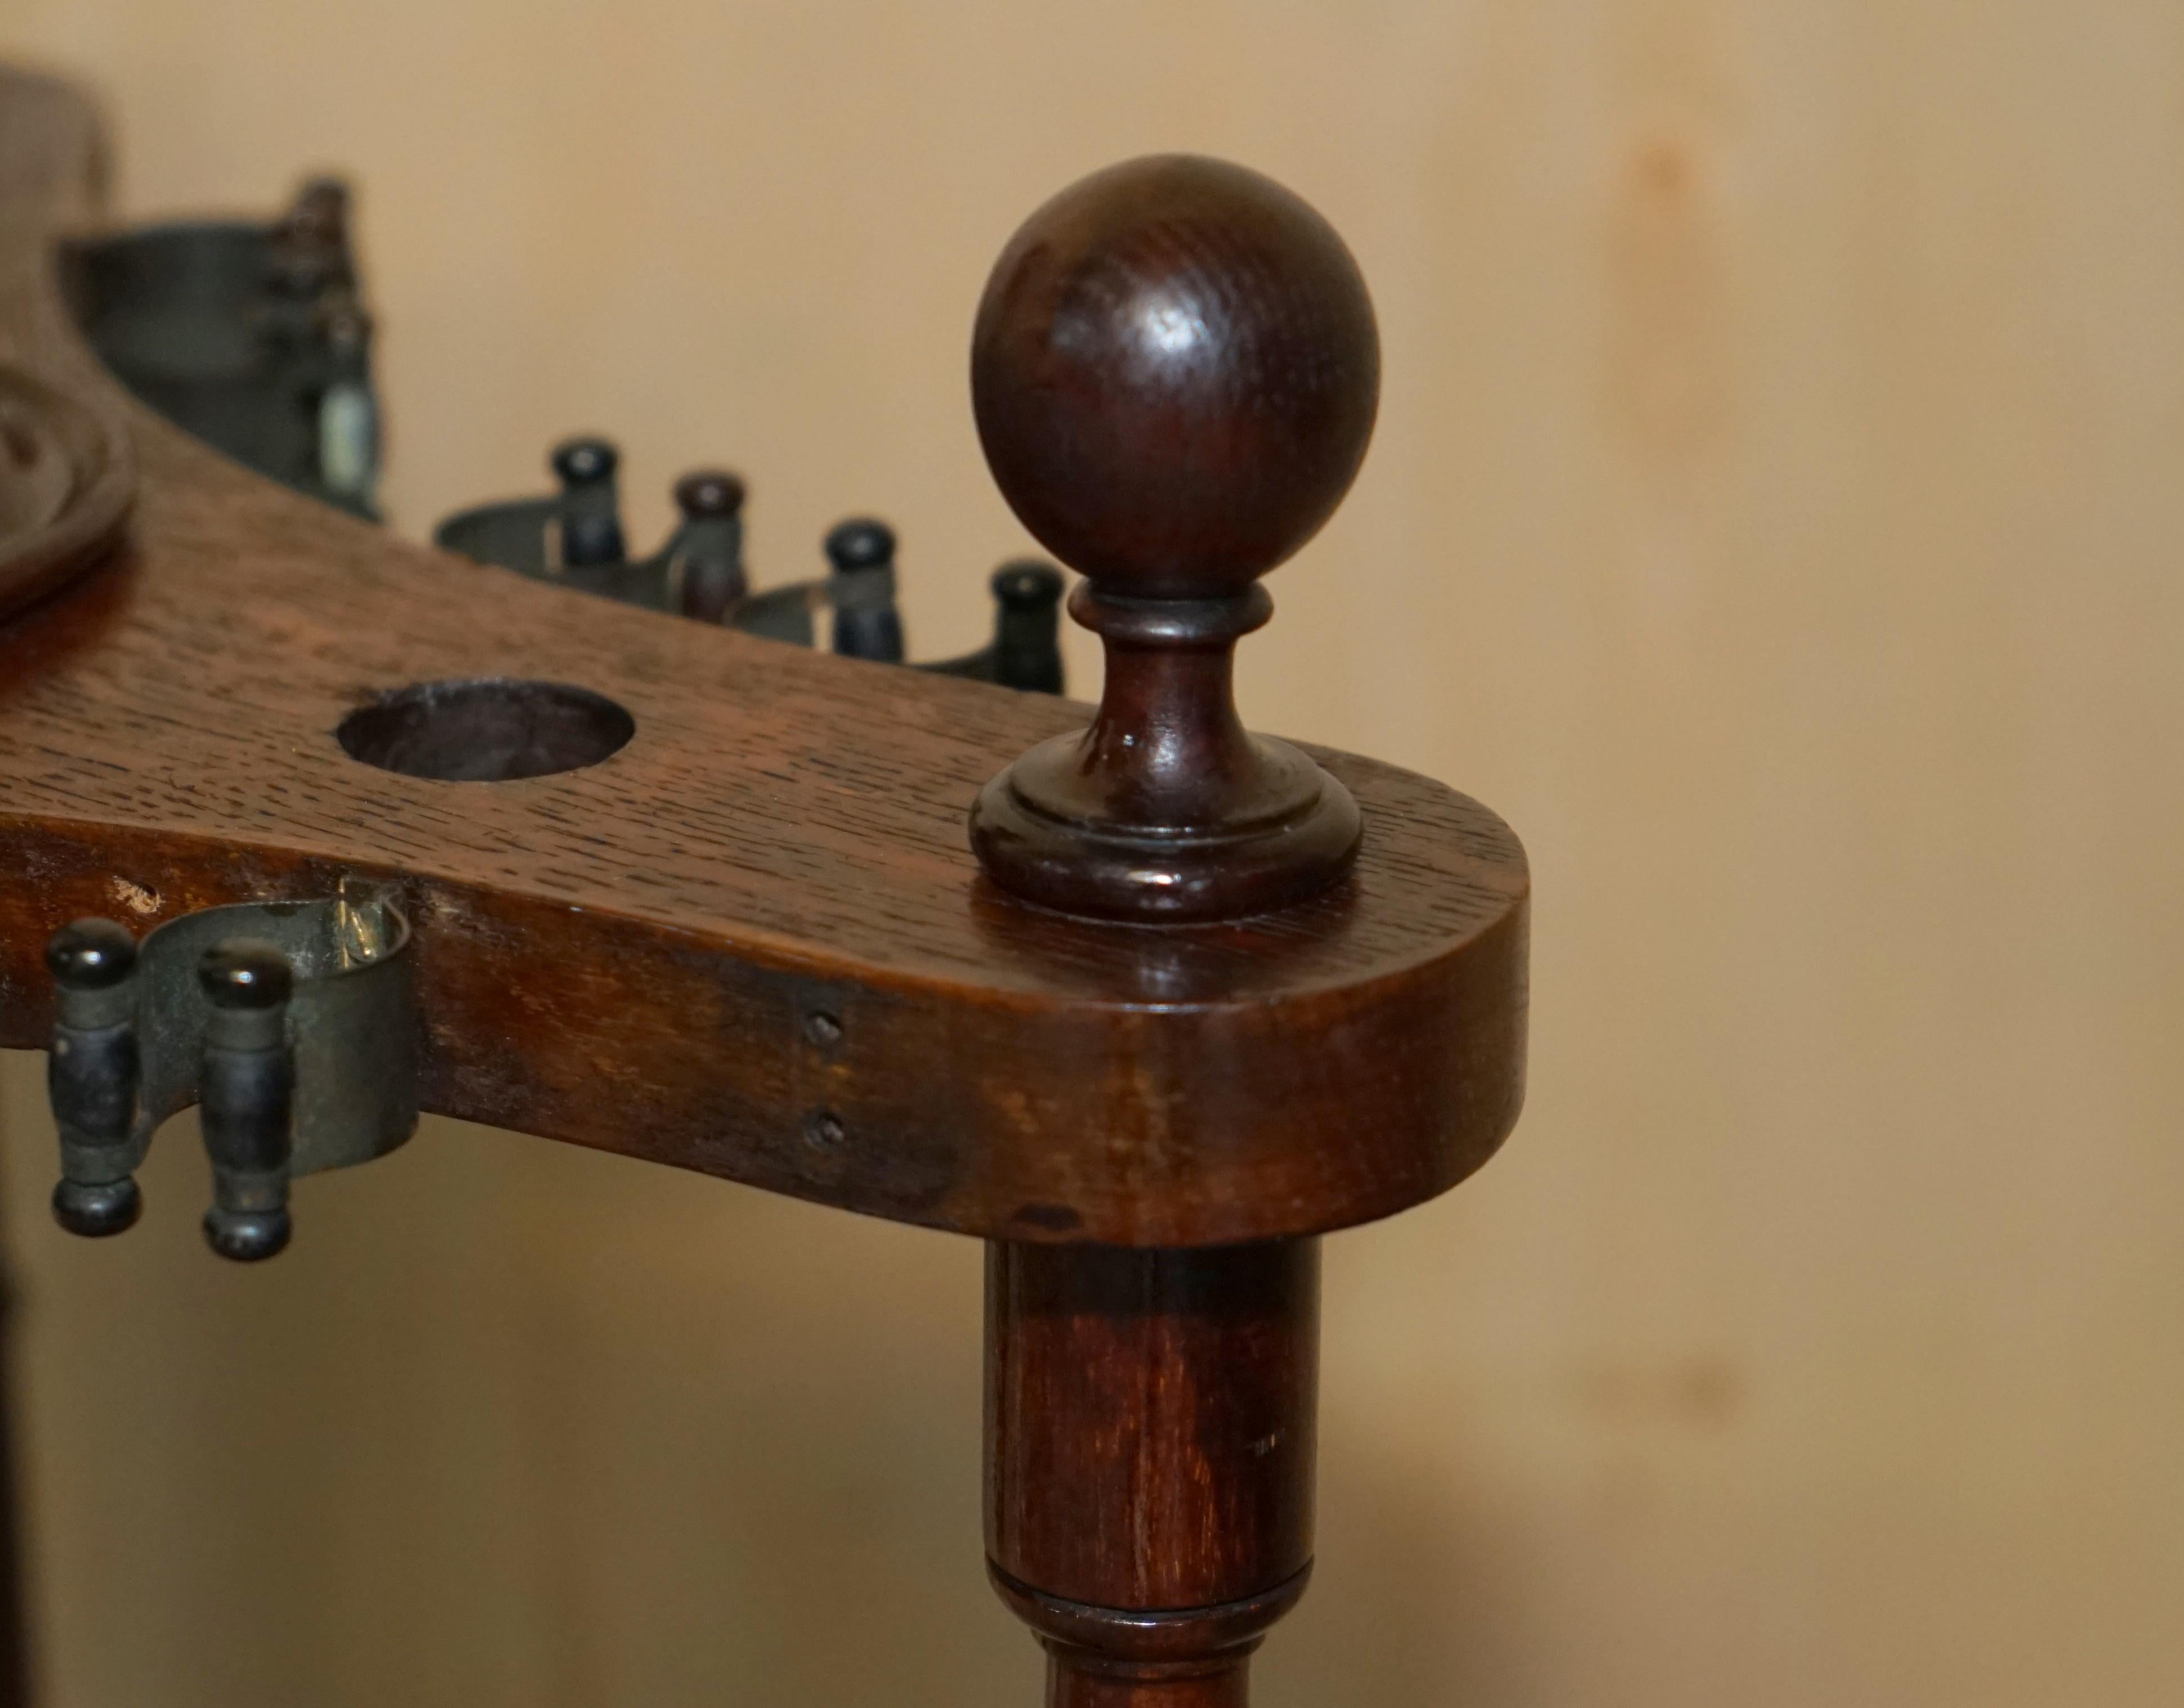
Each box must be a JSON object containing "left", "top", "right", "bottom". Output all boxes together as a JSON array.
[{"left": 3, "top": 1, "right": 2182, "bottom": 1703}]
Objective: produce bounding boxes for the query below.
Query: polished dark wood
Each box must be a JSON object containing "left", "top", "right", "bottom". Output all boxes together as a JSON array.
[
  {"left": 0, "top": 65, "right": 1533, "bottom": 1708},
  {"left": 970, "top": 157, "right": 1377, "bottom": 597},
  {"left": 968, "top": 155, "right": 1379, "bottom": 922},
  {"left": 0, "top": 75, "right": 1526, "bottom": 1249},
  {"left": 988, "top": 1240, "right": 1316, "bottom": 1705}
]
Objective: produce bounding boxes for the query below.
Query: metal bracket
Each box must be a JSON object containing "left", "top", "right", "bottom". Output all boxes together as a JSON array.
[
  {"left": 47, "top": 879, "right": 419, "bottom": 1259},
  {"left": 433, "top": 437, "right": 1068, "bottom": 690}
]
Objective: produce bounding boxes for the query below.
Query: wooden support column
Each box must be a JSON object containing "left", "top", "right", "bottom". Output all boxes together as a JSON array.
[
  {"left": 0, "top": 1245, "right": 24, "bottom": 1708},
  {"left": 985, "top": 1240, "right": 1319, "bottom": 1707}
]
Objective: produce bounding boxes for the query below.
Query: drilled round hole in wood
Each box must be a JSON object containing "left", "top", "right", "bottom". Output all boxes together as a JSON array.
[{"left": 336, "top": 678, "right": 634, "bottom": 783}]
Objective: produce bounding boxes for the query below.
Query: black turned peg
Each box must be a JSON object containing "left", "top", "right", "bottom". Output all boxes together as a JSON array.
[
  {"left": 674, "top": 468, "right": 749, "bottom": 621},
  {"left": 967, "top": 155, "right": 1379, "bottom": 922},
  {"left": 280, "top": 176, "right": 351, "bottom": 256},
  {"left": 46, "top": 919, "right": 142, "bottom": 1237},
  {"left": 551, "top": 435, "right": 627, "bottom": 567},
  {"left": 198, "top": 938, "right": 295, "bottom": 1263},
  {"left": 675, "top": 469, "right": 744, "bottom": 519},
  {"left": 824, "top": 518, "right": 905, "bottom": 663},
  {"left": 990, "top": 561, "right": 1066, "bottom": 694},
  {"left": 267, "top": 178, "right": 355, "bottom": 304}
]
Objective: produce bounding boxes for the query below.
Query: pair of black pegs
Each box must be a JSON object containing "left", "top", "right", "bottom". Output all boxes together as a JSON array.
[{"left": 48, "top": 920, "right": 296, "bottom": 1262}]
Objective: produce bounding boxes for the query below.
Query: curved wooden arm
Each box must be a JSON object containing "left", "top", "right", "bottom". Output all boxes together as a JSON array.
[{"left": 0, "top": 65, "right": 1526, "bottom": 1248}]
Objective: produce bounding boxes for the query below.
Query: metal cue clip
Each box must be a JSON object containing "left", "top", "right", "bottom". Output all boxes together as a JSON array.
[{"left": 44, "top": 879, "right": 419, "bottom": 1262}]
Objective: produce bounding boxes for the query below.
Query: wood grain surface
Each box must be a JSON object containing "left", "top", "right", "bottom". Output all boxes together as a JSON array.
[{"left": 0, "top": 67, "right": 1528, "bottom": 1246}]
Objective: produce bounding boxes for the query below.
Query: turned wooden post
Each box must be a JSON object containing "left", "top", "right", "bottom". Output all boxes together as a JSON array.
[
  {"left": 969, "top": 154, "right": 1381, "bottom": 1701},
  {"left": 966, "top": 153, "right": 1379, "bottom": 923},
  {"left": 986, "top": 1241, "right": 1317, "bottom": 1706}
]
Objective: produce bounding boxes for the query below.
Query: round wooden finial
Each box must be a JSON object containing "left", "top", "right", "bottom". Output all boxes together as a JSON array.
[
  {"left": 967, "top": 155, "right": 1379, "bottom": 922},
  {"left": 972, "top": 154, "right": 1379, "bottom": 597}
]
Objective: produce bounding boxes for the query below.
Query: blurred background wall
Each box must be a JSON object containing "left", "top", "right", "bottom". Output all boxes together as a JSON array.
[{"left": 2, "top": 1, "right": 2182, "bottom": 1703}]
